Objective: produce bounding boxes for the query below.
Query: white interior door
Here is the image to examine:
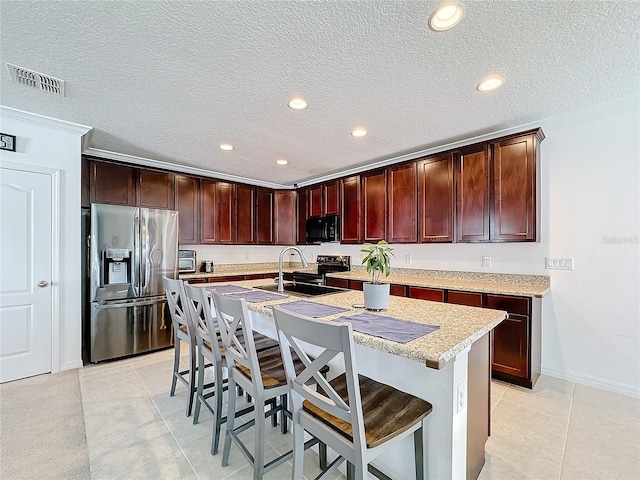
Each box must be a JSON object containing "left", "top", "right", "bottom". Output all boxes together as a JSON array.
[{"left": 0, "top": 167, "right": 52, "bottom": 383}]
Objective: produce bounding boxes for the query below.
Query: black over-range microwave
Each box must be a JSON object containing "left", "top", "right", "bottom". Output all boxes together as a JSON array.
[{"left": 306, "top": 215, "right": 340, "bottom": 243}]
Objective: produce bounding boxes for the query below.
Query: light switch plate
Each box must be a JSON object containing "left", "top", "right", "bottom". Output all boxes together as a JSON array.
[
  {"left": 482, "top": 256, "right": 491, "bottom": 267},
  {"left": 546, "top": 257, "right": 575, "bottom": 270}
]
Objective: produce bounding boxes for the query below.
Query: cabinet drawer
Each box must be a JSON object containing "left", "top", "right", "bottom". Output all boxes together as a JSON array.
[
  {"left": 349, "top": 280, "right": 364, "bottom": 291},
  {"left": 485, "top": 294, "right": 530, "bottom": 315},
  {"left": 207, "top": 275, "right": 244, "bottom": 283},
  {"left": 408, "top": 286, "right": 445, "bottom": 302},
  {"left": 326, "top": 277, "right": 349, "bottom": 289},
  {"left": 390, "top": 284, "right": 407, "bottom": 297},
  {"left": 244, "top": 274, "right": 266, "bottom": 280},
  {"left": 447, "top": 291, "right": 483, "bottom": 307}
]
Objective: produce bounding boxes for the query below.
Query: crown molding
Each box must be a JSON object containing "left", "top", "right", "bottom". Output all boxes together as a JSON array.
[
  {"left": 0, "top": 105, "right": 93, "bottom": 137},
  {"left": 83, "top": 148, "right": 289, "bottom": 190}
]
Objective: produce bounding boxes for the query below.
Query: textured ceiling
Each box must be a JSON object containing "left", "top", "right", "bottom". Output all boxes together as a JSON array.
[{"left": 1, "top": 1, "right": 638, "bottom": 186}]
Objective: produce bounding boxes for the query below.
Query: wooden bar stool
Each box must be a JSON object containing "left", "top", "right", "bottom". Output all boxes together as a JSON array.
[
  {"left": 183, "top": 283, "right": 280, "bottom": 455},
  {"left": 273, "top": 305, "right": 433, "bottom": 480},
  {"left": 211, "top": 292, "right": 323, "bottom": 480},
  {"left": 163, "top": 276, "right": 197, "bottom": 417}
]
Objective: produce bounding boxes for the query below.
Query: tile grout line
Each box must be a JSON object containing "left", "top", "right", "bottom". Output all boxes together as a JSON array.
[
  {"left": 558, "top": 381, "right": 576, "bottom": 480},
  {"left": 131, "top": 361, "right": 204, "bottom": 480}
]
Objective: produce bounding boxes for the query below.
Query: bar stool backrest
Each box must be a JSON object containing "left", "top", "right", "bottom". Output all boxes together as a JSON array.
[
  {"left": 163, "top": 277, "right": 192, "bottom": 340},
  {"left": 210, "top": 292, "right": 262, "bottom": 390},
  {"left": 183, "top": 283, "right": 223, "bottom": 365},
  {"left": 272, "top": 306, "right": 366, "bottom": 451}
]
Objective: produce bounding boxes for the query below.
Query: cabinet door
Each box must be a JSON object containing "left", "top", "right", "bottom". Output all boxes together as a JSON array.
[
  {"left": 456, "top": 145, "right": 490, "bottom": 242},
  {"left": 388, "top": 162, "right": 417, "bottom": 243},
  {"left": 216, "top": 182, "right": 235, "bottom": 244},
  {"left": 90, "top": 161, "right": 136, "bottom": 206},
  {"left": 236, "top": 184, "right": 256, "bottom": 244},
  {"left": 200, "top": 179, "right": 217, "bottom": 244},
  {"left": 362, "top": 170, "right": 387, "bottom": 242},
  {"left": 256, "top": 188, "right": 274, "bottom": 244},
  {"left": 491, "top": 313, "right": 530, "bottom": 378},
  {"left": 274, "top": 190, "right": 296, "bottom": 245},
  {"left": 296, "top": 188, "right": 308, "bottom": 245},
  {"left": 175, "top": 175, "right": 199, "bottom": 244},
  {"left": 340, "top": 175, "right": 362, "bottom": 243},
  {"left": 418, "top": 154, "right": 454, "bottom": 242},
  {"left": 309, "top": 184, "right": 322, "bottom": 217},
  {"left": 492, "top": 134, "right": 536, "bottom": 241},
  {"left": 138, "top": 169, "right": 175, "bottom": 209},
  {"left": 323, "top": 180, "right": 340, "bottom": 216}
]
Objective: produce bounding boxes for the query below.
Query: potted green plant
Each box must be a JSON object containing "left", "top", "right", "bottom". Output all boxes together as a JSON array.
[{"left": 360, "top": 240, "right": 394, "bottom": 310}]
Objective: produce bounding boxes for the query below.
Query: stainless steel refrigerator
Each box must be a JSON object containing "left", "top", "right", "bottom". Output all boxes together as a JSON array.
[{"left": 89, "top": 203, "right": 178, "bottom": 362}]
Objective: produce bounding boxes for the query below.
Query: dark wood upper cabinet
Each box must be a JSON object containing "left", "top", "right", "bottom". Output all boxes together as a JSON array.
[
  {"left": 456, "top": 145, "right": 490, "bottom": 242},
  {"left": 256, "top": 188, "right": 274, "bottom": 244},
  {"left": 362, "top": 169, "right": 387, "bottom": 242},
  {"left": 200, "top": 179, "right": 217, "bottom": 244},
  {"left": 418, "top": 153, "right": 454, "bottom": 243},
  {"left": 340, "top": 175, "right": 362, "bottom": 243},
  {"left": 138, "top": 168, "right": 175, "bottom": 209},
  {"left": 274, "top": 190, "right": 296, "bottom": 245},
  {"left": 309, "top": 184, "right": 322, "bottom": 217},
  {"left": 388, "top": 162, "right": 417, "bottom": 243},
  {"left": 81, "top": 156, "right": 90, "bottom": 208},
  {"left": 216, "top": 182, "right": 235, "bottom": 244},
  {"left": 175, "top": 175, "right": 199, "bottom": 244},
  {"left": 492, "top": 132, "right": 541, "bottom": 241},
  {"left": 90, "top": 161, "right": 136, "bottom": 206},
  {"left": 296, "top": 187, "right": 309, "bottom": 244},
  {"left": 323, "top": 180, "right": 340, "bottom": 216},
  {"left": 236, "top": 184, "right": 256, "bottom": 244}
]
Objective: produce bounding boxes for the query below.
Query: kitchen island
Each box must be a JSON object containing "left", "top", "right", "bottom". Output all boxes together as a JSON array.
[{"left": 202, "top": 279, "right": 507, "bottom": 479}]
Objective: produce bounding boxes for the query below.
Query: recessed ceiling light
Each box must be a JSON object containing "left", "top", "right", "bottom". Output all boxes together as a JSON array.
[
  {"left": 429, "top": 3, "right": 464, "bottom": 32},
  {"left": 351, "top": 127, "right": 368, "bottom": 138},
  {"left": 276, "top": 159, "right": 288, "bottom": 165},
  {"left": 288, "top": 97, "right": 308, "bottom": 110},
  {"left": 219, "top": 143, "right": 234, "bottom": 151},
  {"left": 476, "top": 75, "right": 505, "bottom": 92}
]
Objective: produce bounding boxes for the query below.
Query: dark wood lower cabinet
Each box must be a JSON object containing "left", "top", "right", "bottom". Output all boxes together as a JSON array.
[
  {"left": 326, "top": 277, "right": 349, "bottom": 289},
  {"left": 325, "top": 276, "right": 539, "bottom": 389},
  {"left": 408, "top": 286, "right": 445, "bottom": 302}
]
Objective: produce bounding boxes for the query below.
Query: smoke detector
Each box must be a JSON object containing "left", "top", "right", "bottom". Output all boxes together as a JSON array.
[{"left": 6, "top": 63, "right": 65, "bottom": 96}]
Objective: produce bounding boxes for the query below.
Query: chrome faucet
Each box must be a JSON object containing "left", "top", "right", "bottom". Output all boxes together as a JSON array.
[{"left": 278, "top": 246, "right": 309, "bottom": 292}]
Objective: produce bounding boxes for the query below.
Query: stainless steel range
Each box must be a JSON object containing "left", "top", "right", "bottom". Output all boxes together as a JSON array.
[{"left": 291, "top": 255, "right": 351, "bottom": 285}]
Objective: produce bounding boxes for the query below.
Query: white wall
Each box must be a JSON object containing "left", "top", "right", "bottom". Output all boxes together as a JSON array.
[
  {"left": 193, "top": 96, "right": 640, "bottom": 397},
  {"left": 0, "top": 107, "right": 90, "bottom": 372}
]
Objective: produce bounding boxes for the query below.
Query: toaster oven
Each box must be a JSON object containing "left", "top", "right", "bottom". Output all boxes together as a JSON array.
[{"left": 178, "top": 250, "right": 196, "bottom": 273}]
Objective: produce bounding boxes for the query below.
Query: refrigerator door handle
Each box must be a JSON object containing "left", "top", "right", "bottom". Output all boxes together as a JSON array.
[
  {"left": 140, "top": 210, "right": 148, "bottom": 295},
  {"left": 133, "top": 213, "right": 140, "bottom": 297},
  {"left": 95, "top": 298, "right": 165, "bottom": 309}
]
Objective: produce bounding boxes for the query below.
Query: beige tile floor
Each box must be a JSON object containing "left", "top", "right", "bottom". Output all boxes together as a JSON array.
[{"left": 79, "top": 348, "right": 640, "bottom": 480}]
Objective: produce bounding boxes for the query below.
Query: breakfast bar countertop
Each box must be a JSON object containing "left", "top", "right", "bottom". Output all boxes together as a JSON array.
[{"left": 204, "top": 279, "right": 507, "bottom": 369}]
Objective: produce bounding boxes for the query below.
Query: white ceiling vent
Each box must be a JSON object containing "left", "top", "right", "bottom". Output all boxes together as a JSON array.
[{"left": 6, "top": 63, "right": 65, "bottom": 96}]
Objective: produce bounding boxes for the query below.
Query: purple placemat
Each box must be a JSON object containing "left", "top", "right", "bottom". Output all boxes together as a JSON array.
[
  {"left": 336, "top": 313, "right": 439, "bottom": 344},
  {"left": 205, "top": 284, "right": 253, "bottom": 294},
  {"left": 226, "top": 290, "right": 288, "bottom": 303},
  {"left": 276, "top": 300, "right": 350, "bottom": 318}
]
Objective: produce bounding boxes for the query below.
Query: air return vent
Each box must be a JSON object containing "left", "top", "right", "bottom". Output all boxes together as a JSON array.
[{"left": 7, "top": 63, "right": 65, "bottom": 96}]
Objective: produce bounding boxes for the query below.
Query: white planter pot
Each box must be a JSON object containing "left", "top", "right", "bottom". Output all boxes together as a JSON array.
[{"left": 363, "top": 282, "right": 390, "bottom": 311}]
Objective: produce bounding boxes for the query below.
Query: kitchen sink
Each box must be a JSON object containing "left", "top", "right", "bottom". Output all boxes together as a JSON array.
[{"left": 255, "top": 282, "right": 347, "bottom": 297}]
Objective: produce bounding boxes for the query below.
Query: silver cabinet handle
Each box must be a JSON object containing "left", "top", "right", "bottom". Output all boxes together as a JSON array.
[{"left": 38, "top": 281, "right": 49, "bottom": 288}]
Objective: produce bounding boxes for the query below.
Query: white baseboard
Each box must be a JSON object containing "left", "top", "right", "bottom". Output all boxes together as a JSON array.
[
  {"left": 59, "top": 360, "right": 83, "bottom": 372},
  {"left": 541, "top": 366, "right": 640, "bottom": 399}
]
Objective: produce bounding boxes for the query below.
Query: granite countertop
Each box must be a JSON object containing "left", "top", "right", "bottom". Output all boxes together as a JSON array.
[
  {"left": 182, "top": 263, "right": 549, "bottom": 297},
  {"left": 203, "top": 278, "right": 507, "bottom": 370},
  {"left": 327, "top": 269, "right": 550, "bottom": 298}
]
